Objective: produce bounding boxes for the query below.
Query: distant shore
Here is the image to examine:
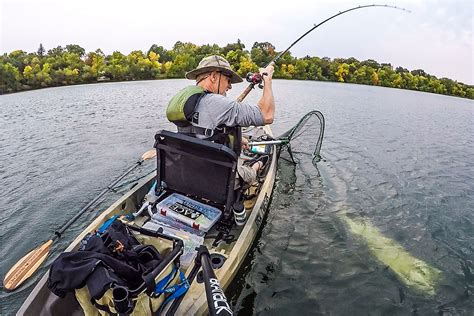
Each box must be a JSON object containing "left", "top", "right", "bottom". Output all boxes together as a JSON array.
[{"left": 1, "top": 42, "right": 472, "bottom": 99}]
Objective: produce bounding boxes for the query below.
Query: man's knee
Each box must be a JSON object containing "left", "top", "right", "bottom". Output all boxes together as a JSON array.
[{"left": 237, "top": 165, "right": 257, "bottom": 184}]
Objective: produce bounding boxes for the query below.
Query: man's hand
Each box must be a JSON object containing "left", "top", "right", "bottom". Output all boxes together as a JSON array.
[
  {"left": 241, "top": 137, "right": 249, "bottom": 150},
  {"left": 260, "top": 62, "right": 274, "bottom": 80}
]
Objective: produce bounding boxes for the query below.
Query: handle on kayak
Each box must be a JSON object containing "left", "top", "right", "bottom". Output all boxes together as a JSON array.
[{"left": 196, "top": 245, "right": 233, "bottom": 316}]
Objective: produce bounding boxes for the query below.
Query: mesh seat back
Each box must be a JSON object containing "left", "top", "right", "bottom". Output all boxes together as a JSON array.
[{"left": 154, "top": 130, "right": 238, "bottom": 206}]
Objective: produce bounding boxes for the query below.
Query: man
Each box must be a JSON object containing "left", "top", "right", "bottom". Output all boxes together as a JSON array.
[{"left": 166, "top": 55, "right": 275, "bottom": 184}]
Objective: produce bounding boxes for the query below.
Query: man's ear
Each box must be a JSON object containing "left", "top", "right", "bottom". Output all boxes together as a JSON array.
[{"left": 210, "top": 71, "right": 218, "bottom": 82}]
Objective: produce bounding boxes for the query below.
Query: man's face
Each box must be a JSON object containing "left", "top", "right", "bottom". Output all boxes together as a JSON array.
[{"left": 212, "top": 71, "right": 232, "bottom": 96}]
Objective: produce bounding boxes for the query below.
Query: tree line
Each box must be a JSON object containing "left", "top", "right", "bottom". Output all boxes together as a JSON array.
[{"left": 1, "top": 41, "right": 472, "bottom": 99}]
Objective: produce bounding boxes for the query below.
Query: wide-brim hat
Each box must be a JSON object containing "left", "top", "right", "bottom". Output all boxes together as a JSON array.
[{"left": 185, "top": 55, "right": 243, "bottom": 83}]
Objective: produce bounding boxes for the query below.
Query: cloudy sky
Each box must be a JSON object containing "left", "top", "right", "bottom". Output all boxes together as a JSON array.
[{"left": 1, "top": 0, "right": 472, "bottom": 84}]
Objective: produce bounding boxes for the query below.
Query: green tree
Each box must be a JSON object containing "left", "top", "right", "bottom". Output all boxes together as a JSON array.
[
  {"left": 0, "top": 61, "right": 21, "bottom": 93},
  {"left": 439, "top": 77, "right": 455, "bottom": 95},
  {"left": 5, "top": 50, "right": 30, "bottom": 73},
  {"left": 354, "top": 65, "right": 374, "bottom": 85},
  {"left": 417, "top": 76, "right": 429, "bottom": 92},
  {"left": 251, "top": 42, "right": 276, "bottom": 67},
  {"left": 1, "top": 41, "right": 472, "bottom": 99},
  {"left": 221, "top": 39, "right": 245, "bottom": 56},
  {"left": 411, "top": 69, "right": 427, "bottom": 77},
  {"left": 65, "top": 44, "right": 85, "bottom": 57},
  {"left": 402, "top": 72, "right": 418, "bottom": 90},
  {"left": 391, "top": 73, "right": 404, "bottom": 88},
  {"left": 168, "top": 53, "right": 195, "bottom": 78},
  {"left": 195, "top": 44, "right": 221, "bottom": 62},
  {"left": 452, "top": 83, "right": 466, "bottom": 97},
  {"left": 104, "top": 51, "right": 129, "bottom": 81},
  {"left": 236, "top": 54, "right": 258, "bottom": 77},
  {"left": 83, "top": 50, "right": 105, "bottom": 82},
  {"left": 395, "top": 66, "right": 408, "bottom": 73},
  {"left": 148, "top": 45, "right": 173, "bottom": 63},
  {"left": 162, "top": 61, "right": 173, "bottom": 76},
  {"left": 23, "top": 63, "right": 52, "bottom": 88},
  {"left": 171, "top": 41, "right": 198, "bottom": 57},
  {"left": 36, "top": 63, "right": 53, "bottom": 87},
  {"left": 294, "top": 59, "right": 309, "bottom": 80},
  {"left": 377, "top": 64, "right": 398, "bottom": 87},
  {"left": 47, "top": 46, "right": 65, "bottom": 57},
  {"left": 427, "top": 78, "right": 446, "bottom": 94},
  {"left": 465, "top": 87, "right": 474, "bottom": 99},
  {"left": 318, "top": 57, "right": 332, "bottom": 80},
  {"left": 371, "top": 71, "right": 379, "bottom": 85},
  {"left": 361, "top": 59, "right": 380, "bottom": 69},
  {"left": 304, "top": 57, "right": 323, "bottom": 80},
  {"left": 37, "top": 43, "right": 45, "bottom": 57},
  {"left": 53, "top": 68, "right": 80, "bottom": 85},
  {"left": 225, "top": 49, "right": 251, "bottom": 74},
  {"left": 335, "top": 63, "right": 350, "bottom": 82}
]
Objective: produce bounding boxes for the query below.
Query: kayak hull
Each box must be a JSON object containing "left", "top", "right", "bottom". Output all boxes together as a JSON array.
[
  {"left": 17, "top": 126, "right": 277, "bottom": 316},
  {"left": 174, "top": 139, "right": 276, "bottom": 314}
]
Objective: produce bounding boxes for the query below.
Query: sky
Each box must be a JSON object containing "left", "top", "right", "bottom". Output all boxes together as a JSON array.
[{"left": 0, "top": 0, "right": 472, "bottom": 84}]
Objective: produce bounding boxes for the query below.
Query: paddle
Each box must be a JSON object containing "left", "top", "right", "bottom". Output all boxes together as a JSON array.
[{"left": 3, "top": 149, "right": 157, "bottom": 291}]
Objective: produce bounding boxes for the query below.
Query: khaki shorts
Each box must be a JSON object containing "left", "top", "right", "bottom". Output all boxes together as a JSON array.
[{"left": 236, "top": 158, "right": 257, "bottom": 185}]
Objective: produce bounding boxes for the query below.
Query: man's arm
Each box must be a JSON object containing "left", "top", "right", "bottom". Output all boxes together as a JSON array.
[{"left": 257, "top": 63, "right": 275, "bottom": 124}]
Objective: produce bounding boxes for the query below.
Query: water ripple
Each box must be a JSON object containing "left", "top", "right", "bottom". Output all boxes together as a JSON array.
[{"left": 1, "top": 80, "right": 473, "bottom": 315}]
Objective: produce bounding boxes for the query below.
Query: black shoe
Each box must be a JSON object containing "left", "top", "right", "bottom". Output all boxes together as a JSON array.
[
  {"left": 249, "top": 154, "right": 268, "bottom": 167},
  {"left": 252, "top": 155, "right": 270, "bottom": 178}
]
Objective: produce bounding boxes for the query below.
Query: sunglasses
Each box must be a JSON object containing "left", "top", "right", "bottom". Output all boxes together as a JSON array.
[{"left": 218, "top": 72, "right": 232, "bottom": 82}]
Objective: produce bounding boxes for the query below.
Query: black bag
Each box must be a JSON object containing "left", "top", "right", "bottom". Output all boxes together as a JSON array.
[{"left": 48, "top": 221, "right": 163, "bottom": 300}]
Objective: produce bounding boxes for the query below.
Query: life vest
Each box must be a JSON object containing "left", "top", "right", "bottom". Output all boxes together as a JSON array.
[
  {"left": 166, "top": 85, "right": 207, "bottom": 127},
  {"left": 166, "top": 86, "right": 241, "bottom": 155}
]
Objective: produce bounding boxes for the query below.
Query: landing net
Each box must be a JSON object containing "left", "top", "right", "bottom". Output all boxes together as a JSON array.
[{"left": 278, "top": 110, "right": 325, "bottom": 163}]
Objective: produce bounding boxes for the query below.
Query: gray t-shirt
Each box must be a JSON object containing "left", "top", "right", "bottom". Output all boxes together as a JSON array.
[{"left": 187, "top": 93, "right": 265, "bottom": 130}]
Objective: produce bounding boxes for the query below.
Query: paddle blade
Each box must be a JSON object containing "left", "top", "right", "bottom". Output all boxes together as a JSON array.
[
  {"left": 3, "top": 239, "right": 53, "bottom": 291},
  {"left": 141, "top": 149, "right": 157, "bottom": 161}
]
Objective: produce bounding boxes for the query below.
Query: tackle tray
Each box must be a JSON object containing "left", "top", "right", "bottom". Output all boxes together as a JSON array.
[{"left": 154, "top": 193, "right": 221, "bottom": 232}]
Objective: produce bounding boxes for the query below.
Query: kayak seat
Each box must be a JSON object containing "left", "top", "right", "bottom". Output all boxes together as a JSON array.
[{"left": 154, "top": 130, "right": 239, "bottom": 219}]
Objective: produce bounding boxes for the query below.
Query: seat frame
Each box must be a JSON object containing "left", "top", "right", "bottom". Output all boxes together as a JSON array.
[{"left": 153, "top": 130, "right": 239, "bottom": 220}]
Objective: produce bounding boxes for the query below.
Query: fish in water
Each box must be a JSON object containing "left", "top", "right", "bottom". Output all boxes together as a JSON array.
[{"left": 340, "top": 214, "right": 441, "bottom": 296}]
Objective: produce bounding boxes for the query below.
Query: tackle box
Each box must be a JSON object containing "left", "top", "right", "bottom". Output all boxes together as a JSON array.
[
  {"left": 151, "top": 213, "right": 204, "bottom": 237},
  {"left": 154, "top": 193, "right": 221, "bottom": 232}
]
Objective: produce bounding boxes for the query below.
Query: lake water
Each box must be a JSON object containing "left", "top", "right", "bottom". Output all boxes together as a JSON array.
[{"left": 1, "top": 80, "right": 473, "bottom": 315}]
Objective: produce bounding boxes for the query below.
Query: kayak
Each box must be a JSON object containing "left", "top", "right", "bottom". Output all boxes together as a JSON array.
[{"left": 17, "top": 125, "right": 277, "bottom": 315}]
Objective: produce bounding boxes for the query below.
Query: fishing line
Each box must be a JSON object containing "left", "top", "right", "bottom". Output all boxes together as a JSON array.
[
  {"left": 268, "top": 4, "right": 410, "bottom": 67},
  {"left": 237, "top": 4, "right": 409, "bottom": 101}
]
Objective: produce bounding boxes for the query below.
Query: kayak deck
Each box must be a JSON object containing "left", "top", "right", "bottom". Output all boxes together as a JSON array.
[{"left": 17, "top": 126, "right": 277, "bottom": 316}]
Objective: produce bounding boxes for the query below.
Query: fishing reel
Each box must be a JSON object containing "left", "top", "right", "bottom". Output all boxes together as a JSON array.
[{"left": 245, "top": 72, "right": 267, "bottom": 89}]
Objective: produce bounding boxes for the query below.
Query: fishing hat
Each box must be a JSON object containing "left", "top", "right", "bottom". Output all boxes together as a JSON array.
[{"left": 185, "top": 55, "right": 243, "bottom": 83}]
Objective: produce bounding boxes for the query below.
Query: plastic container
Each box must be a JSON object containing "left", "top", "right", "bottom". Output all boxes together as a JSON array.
[
  {"left": 151, "top": 213, "right": 204, "bottom": 237},
  {"left": 142, "top": 220, "right": 204, "bottom": 268},
  {"left": 233, "top": 208, "right": 246, "bottom": 226},
  {"left": 250, "top": 144, "right": 271, "bottom": 154},
  {"left": 155, "top": 193, "right": 221, "bottom": 232}
]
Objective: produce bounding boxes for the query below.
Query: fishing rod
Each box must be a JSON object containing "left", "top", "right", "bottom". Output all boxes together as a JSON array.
[{"left": 237, "top": 4, "right": 409, "bottom": 102}]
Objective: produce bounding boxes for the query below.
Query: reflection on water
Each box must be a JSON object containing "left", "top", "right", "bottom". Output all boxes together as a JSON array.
[{"left": 1, "top": 80, "right": 473, "bottom": 315}]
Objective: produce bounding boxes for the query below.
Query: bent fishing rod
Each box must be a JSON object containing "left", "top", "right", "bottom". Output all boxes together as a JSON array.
[{"left": 237, "top": 4, "right": 409, "bottom": 102}]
